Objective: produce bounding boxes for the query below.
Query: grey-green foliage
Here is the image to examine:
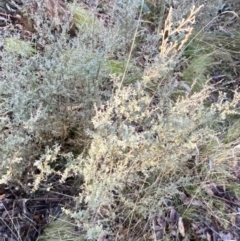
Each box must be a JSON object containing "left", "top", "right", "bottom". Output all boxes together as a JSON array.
[
  {"left": 61, "top": 81, "right": 220, "bottom": 239},
  {"left": 112, "top": 0, "right": 142, "bottom": 51},
  {"left": 0, "top": 0, "right": 139, "bottom": 184}
]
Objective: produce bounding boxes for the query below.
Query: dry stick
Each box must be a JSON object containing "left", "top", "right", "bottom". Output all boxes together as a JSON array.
[
  {"left": 0, "top": 12, "right": 21, "bottom": 20},
  {"left": 0, "top": 203, "right": 22, "bottom": 241}
]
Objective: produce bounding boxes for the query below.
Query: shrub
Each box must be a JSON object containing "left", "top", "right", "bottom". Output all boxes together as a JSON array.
[
  {"left": 1, "top": 1, "right": 240, "bottom": 240},
  {"left": 0, "top": 0, "right": 131, "bottom": 186}
]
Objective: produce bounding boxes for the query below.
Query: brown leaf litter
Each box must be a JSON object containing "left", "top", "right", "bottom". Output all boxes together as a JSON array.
[{"left": 0, "top": 178, "right": 76, "bottom": 241}]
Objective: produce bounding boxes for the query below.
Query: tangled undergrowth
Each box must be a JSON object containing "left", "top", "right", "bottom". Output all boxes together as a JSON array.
[{"left": 0, "top": 0, "right": 240, "bottom": 240}]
